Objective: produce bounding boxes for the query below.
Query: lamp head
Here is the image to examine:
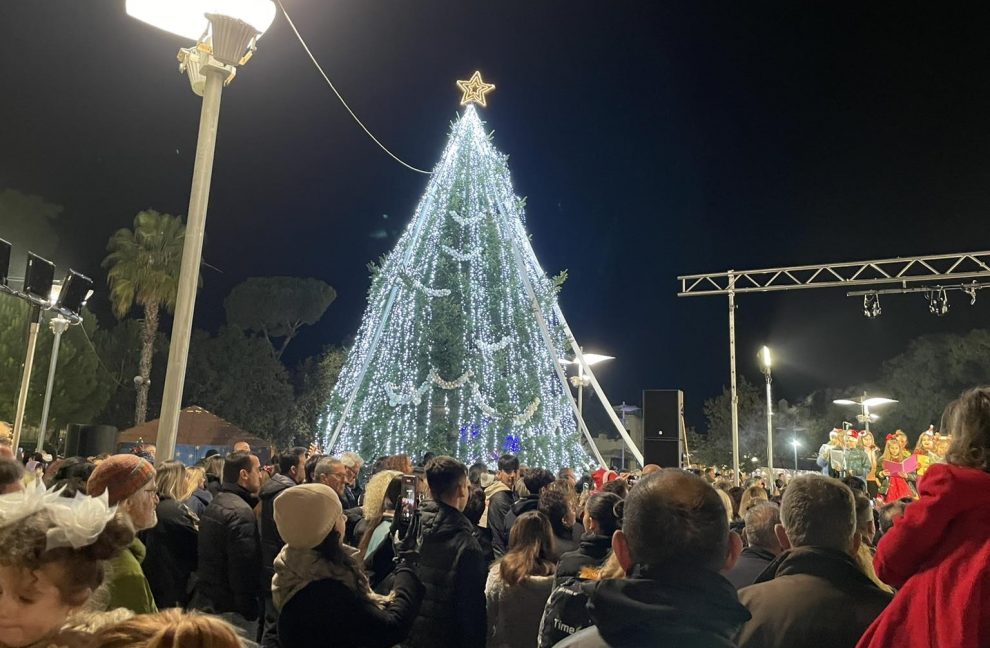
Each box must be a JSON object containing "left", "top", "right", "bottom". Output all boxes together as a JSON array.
[
  {"left": 125, "top": 0, "right": 276, "bottom": 42},
  {"left": 759, "top": 345, "right": 772, "bottom": 369}
]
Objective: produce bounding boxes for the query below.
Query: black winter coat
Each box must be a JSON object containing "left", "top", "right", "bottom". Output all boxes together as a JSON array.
[
  {"left": 555, "top": 534, "right": 612, "bottom": 587},
  {"left": 502, "top": 494, "right": 540, "bottom": 538},
  {"left": 402, "top": 501, "right": 487, "bottom": 648},
  {"left": 183, "top": 488, "right": 212, "bottom": 517},
  {"left": 278, "top": 565, "right": 424, "bottom": 648},
  {"left": 259, "top": 473, "right": 295, "bottom": 590},
  {"left": 488, "top": 489, "right": 516, "bottom": 558},
  {"left": 724, "top": 545, "right": 777, "bottom": 590},
  {"left": 143, "top": 497, "right": 199, "bottom": 608},
  {"left": 554, "top": 565, "right": 751, "bottom": 648},
  {"left": 191, "top": 483, "right": 262, "bottom": 620}
]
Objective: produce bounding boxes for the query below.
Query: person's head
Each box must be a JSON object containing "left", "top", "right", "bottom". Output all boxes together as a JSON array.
[
  {"left": 853, "top": 491, "right": 876, "bottom": 548},
  {"left": 715, "top": 488, "right": 734, "bottom": 524},
  {"left": 895, "top": 429, "right": 908, "bottom": 448},
  {"left": 499, "top": 510, "right": 556, "bottom": 586},
  {"left": 935, "top": 434, "right": 952, "bottom": 457},
  {"left": 860, "top": 431, "right": 876, "bottom": 449},
  {"left": 89, "top": 608, "right": 242, "bottom": 648},
  {"left": 340, "top": 452, "right": 364, "bottom": 487},
  {"left": 314, "top": 457, "right": 347, "bottom": 496},
  {"left": 462, "top": 485, "right": 486, "bottom": 525},
  {"left": 743, "top": 501, "right": 782, "bottom": 554},
  {"left": 420, "top": 451, "right": 435, "bottom": 467},
  {"left": 558, "top": 467, "right": 577, "bottom": 486},
  {"left": 278, "top": 447, "right": 309, "bottom": 485},
  {"left": 942, "top": 387, "right": 990, "bottom": 472},
  {"left": 777, "top": 474, "right": 857, "bottom": 554},
  {"left": 841, "top": 476, "right": 868, "bottom": 494},
  {"left": 882, "top": 434, "right": 903, "bottom": 459},
  {"left": 539, "top": 488, "right": 575, "bottom": 538},
  {"left": 182, "top": 466, "right": 207, "bottom": 500},
  {"left": 739, "top": 485, "right": 769, "bottom": 518},
  {"left": 601, "top": 478, "right": 628, "bottom": 499},
  {"left": 877, "top": 497, "right": 913, "bottom": 535},
  {"left": 704, "top": 466, "right": 716, "bottom": 481},
  {"left": 202, "top": 454, "right": 223, "bottom": 480},
  {"left": 522, "top": 467, "right": 555, "bottom": 495},
  {"left": 612, "top": 471, "right": 740, "bottom": 575},
  {"left": 382, "top": 454, "right": 413, "bottom": 475},
  {"left": 0, "top": 438, "right": 14, "bottom": 461},
  {"left": 468, "top": 462, "right": 488, "bottom": 487},
  {"left": 305, "top": 453, "right": 323, "bottom": 483},
  {"left": 0, "top": 502, "right": 133, "bottom": 648},
  {"left": 222, "top": 451, "right": 261, "bottom": 495},
  {"left": 425, "top": 456, "right": 469, "bottom": 511},
  {"left": 274, "top": 483, "right": 345, "bottom": 551},
  {"left": 915, "top": 431, "right": 935, "bottom": 454},
  {"left": 829, "top": 429, "right": 842, "bottom": 446},
  {"left": 155, "top": 460, "right": 187, "bottom": 501},
  {"left": 232, "top": 441, "right": 251, "bottom": 454},
  {"left": 583, "top": 491, "right": 623, "bottom": 537},
  {"left": 51, "top": 457, "right": 95, "bottom": 496},
  {"left": 141, "top": 444, "right": 157, "bottom": 463},
  {"left": 496, "top": 454, "right": 520, "bottom": 488},
  {"left": 0, "top": 458, "right": 24, "bottom": 495},
  {"left": 642, "top": 464, "right": 663, "bottom": 476},
  {"left": 87, "top": 454, "right": 158, "bottom": 531},
  {"left": 845, "top": 431, "right": 860, "bottom": 449}
]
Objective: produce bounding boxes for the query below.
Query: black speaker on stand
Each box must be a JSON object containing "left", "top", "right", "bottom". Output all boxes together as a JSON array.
[
  {"left": 642, "top": 390, "right": 684, "bottom": 468},
  {"left": 64, "top": 424, "right": 118, "bottom": 457}
]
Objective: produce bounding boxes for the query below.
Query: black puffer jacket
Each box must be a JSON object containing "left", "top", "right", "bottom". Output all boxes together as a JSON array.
[
  {"left": 191, "top": 483, "right": 262, "bottom": 620},
  {"left": 402, "top": 501, "right": 486, "bottom": 648},
  {"left": 555, "top": 534, "right": 612, "bottom": 587},
  {"left": 143, "top": 497, "right": 199, "bottom": 608},
  {"left": 259, "top": 473, "right": 295, "bottom": 590},
  {"left": 502, "top": 494, "right": 540, "bottom": 536}
]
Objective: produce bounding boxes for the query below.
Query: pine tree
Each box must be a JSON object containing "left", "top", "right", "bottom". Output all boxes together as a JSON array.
[{"left": 323, "top": 106, "right": 588, "bottom": 470}]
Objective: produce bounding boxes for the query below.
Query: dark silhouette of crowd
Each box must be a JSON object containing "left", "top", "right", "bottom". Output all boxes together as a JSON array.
[{"left": 2, "top": 386, "right": 990, "bottom": 647}]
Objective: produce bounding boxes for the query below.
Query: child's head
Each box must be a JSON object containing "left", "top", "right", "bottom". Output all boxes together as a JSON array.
[
  {"left": 882, "top": 435, "right": 903, "bottom": 459},
  {"left": 89, "top": 608, "right": 242, "bottom": 648},
  {"left": 942, "top": 387, "right": 990, "bottom": 472},
  {"left": 0, "top": 505, "right": 132, "bottom": 647},
  {"left": 916, "top": 431, "right": 935, "bottom": 454}
]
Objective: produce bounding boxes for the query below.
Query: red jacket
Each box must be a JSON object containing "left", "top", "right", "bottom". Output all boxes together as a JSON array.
[{"left": 857, "top": 463, "right": 990, "bottom": 648}]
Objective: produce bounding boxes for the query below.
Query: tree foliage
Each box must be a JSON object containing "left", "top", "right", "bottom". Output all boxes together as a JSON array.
[
  {"left": 289, "top": 345, "right": 347, "bottom": 443},
  {"left": 223, "top": 277, "right": 336, "bottom": 360}
]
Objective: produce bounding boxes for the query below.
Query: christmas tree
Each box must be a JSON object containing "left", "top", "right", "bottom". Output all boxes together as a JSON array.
[{"left": 323, "top": 80, "right": 589, "bottom": 469}]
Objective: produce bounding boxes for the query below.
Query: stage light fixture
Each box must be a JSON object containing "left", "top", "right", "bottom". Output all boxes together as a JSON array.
[
  {"left": 863, "top": 292, "right": 881, "bottom": 319},
  {"left": 964, "top": 283, "right": 977, "bottom": 306},
  {"left": 55, "top": 270, "right": 94, "bottom": 317},
  {"left": 0, "top": 238, "right": 11, "bottom": 288},
  {"left": 22, "top": 253, "right": 55, "bottom": 306},
  {"left": 927, "top": 288, "right": 949, "bottom": 317}
]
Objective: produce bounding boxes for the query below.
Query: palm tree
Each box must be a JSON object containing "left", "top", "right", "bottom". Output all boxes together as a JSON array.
[{"left": 102, "top": 210, "right": 186, "bottom": 425}]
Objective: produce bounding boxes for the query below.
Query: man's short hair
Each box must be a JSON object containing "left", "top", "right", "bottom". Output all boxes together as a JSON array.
[
  {"left": 426, "top": 455, "right": 467, "bottom": 500},
  {"left": 522, "top": 467, "right": 555, "bottom": 494},
  {"left": 468, "top": 462, "right": 488, "bottom": 486},
  {"left": 623, "top": 470, "right": 729, "bottom": 571},
  {"left": 277, "top": 447, "right": 308, "bottom": 476},
  {"left": 877, "top": 497, "right": 913, "bottom": 535},
  {"left": 744, "top": 501, "right": 781, "bottom": 550},
  {"left": 497, "top": 454, "right": 519, "bottom": 474},
  {"left": 340, "top": 451, "right": 363, "bottom": 469},
  {"left": 222, "top": 451, "right": 255, "bottom": 484},
  {"left": 0, "top": 458, "right": 23, "bottom": 489},
  {"left": 313, "top": 457, "right": 343, "bottom": 481},
  {"left": 780, "top": 474, "right": 855, "bottom": 551}
]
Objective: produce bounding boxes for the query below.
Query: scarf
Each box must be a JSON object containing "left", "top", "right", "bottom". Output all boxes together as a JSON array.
[{"left": 272, "top": 543, "right": 392, "bottom": 611}]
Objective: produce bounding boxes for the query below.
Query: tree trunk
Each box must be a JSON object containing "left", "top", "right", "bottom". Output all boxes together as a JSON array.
[{"left": 134, "top": 301, "right": 159, "bottom": 425}]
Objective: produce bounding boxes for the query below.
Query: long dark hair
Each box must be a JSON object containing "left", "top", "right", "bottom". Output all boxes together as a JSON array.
[
  {"left": 315, "top": 529, "right": 373, "bottom": 597},
  {"left": 585, "top": 492, "right": 622, "bottom": 536},
  {"left": 357, "top": 474, "right": 402, "bottom": 559},
  {"left": 499, "top": 511, "right": 556, "bottom": 586}
]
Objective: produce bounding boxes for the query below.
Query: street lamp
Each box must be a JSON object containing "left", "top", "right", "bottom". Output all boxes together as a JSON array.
[
  {"left": 790, "top": 438, "right": 801, "bottom": 475},
  {"left": 560, "top": 352, "right": 614, "bottom": 416},
  {"left": 758, "top": 345, "right": 774, "bottom": 473},
  {"left": 833, "top": 393, "right": 897, "bottom": 432},
  {"left": 126, "top": 0, "right": 276, "bottom": 462}
]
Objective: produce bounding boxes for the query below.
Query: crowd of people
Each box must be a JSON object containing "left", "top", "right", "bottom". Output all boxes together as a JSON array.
[{"left": 0, "top": 386, "right": 988, "bottom": 647}]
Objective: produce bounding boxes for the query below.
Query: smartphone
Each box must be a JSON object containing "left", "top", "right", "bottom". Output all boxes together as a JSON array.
[{"left": 400, "top": 474, "right": 418, "bottom": 523}]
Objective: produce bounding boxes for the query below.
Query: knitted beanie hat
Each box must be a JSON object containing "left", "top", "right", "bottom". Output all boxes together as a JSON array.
[
  {"left": 274, "top": 483, "right": 343, "bottom": 550},
  {"left": 87, "top": 454, "right": 155, "bottom": 505}
]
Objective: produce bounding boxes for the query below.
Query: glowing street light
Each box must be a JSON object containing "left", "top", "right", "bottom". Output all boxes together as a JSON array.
[
  {"left": 758, "top": 345, "right": 774, "bottom": 472},
  {"left": 560, "top": 352, "right": 614, "bottom": 415},
  {"left": 833, "top": 393, "right": 898, "bottom": 432},
  {"left": 790, "top": 438, "right": 801, "bottom": 475},
  {"left": 126, "top": 0, "right": 276, "bottom": 462}
]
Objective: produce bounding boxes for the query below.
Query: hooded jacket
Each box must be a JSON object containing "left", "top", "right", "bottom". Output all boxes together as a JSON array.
[
  {"left": 105, "top": 537, "right": 158, "bottom": 614},
  {"left": 554, "top": 565, "right": 751, "bottom": 648},
  {"left": 857, "top": 463, "right": 990, "bottom": 648},
  {"left": 736, "top": 546, "right": 893, "bottom": 648},
  {"left": 402, "top": 500, "right": 487, "bottom": 648},
  {"left": 143, "top": 496, "right": 199, "bottom": 608},
  {"left": 555, "top": 534, "right": 612, "bottom": 587},
  {"left": 484, "top": 479, "right": 516, "bottom": 557}
]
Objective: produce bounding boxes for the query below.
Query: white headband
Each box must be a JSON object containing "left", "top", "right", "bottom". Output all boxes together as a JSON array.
[{"left": 0, "top": 480, "right": 117, "bottom": 553}]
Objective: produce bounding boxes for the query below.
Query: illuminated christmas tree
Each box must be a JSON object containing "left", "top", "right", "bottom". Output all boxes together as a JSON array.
[{"left": 323, "top": 76, "right": 588, "bottom": 469}]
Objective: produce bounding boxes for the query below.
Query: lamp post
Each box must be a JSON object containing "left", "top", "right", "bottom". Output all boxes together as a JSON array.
[
  {"left": 758, "top": 345, "right": 774, "bottom": 473},
  {"left": 561, "top": 352, "right": 614, "bottom": 416},
  {"left": 833, "top": 393, "right": 898, "bottom": 432},
  {"left": 791, "top": 438, "right": 800, "bottom": 475},
  {"left": 126, "top": 0, "right": 276, "bottom": 462}
]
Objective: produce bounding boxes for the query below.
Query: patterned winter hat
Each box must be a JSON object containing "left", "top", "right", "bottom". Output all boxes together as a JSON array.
[{"left": 87, "top": 454, "right": 155, "bottom": 505}]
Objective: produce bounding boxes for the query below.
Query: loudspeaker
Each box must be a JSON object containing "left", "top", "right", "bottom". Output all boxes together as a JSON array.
[
  {"left": 642, "top": 389, "right": 684, "bottom": 468},
  {"left": 64, "top": 424, "right": 118, "bottom": 457}
]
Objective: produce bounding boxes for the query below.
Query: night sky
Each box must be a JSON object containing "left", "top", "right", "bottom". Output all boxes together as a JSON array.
[{"left": 2, "top": 2, "right": 990, "bottom": 432}]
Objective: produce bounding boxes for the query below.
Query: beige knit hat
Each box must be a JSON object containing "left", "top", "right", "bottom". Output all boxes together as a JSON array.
[{"left": 274, "top": 483, "right": 343, "bottom": 550}]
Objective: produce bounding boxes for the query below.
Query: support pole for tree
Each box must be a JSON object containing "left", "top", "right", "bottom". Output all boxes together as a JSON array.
[{"left": 728, "top": 273, "right": 740, "bottom": 486}]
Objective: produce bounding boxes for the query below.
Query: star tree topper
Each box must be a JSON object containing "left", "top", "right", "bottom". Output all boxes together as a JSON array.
[{"left": 457, "top": 71, "right": 496, "bottom": 107}]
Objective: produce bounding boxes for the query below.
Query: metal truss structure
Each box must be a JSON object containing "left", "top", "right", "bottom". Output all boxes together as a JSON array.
[{"left": 677, "top": 250, "right": 990, "bottom": 484}]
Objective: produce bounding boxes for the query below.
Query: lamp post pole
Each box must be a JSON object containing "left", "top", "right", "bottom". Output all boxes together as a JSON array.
[
  {"left": 792, "top": 439, "right": 799, "bottom": 475},
  {"left": 157, "top": 61, "right": 231, "bottom": 463},
  {"left": 11, "top": 306, "right": 42, "bottom": 452},
  {"left": 36, "top": 314, "right": 70, "bottom": 452},
  {"left": 759, "top": 346, "right": 774, "bottom": 473}
]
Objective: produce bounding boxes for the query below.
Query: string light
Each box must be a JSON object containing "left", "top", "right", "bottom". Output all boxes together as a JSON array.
[
  {"left": 324, "top": 105, "right": 586, "bottom": 469},
  {"left": 456, "top": 71, "right": 496, "bottom": 107}
]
